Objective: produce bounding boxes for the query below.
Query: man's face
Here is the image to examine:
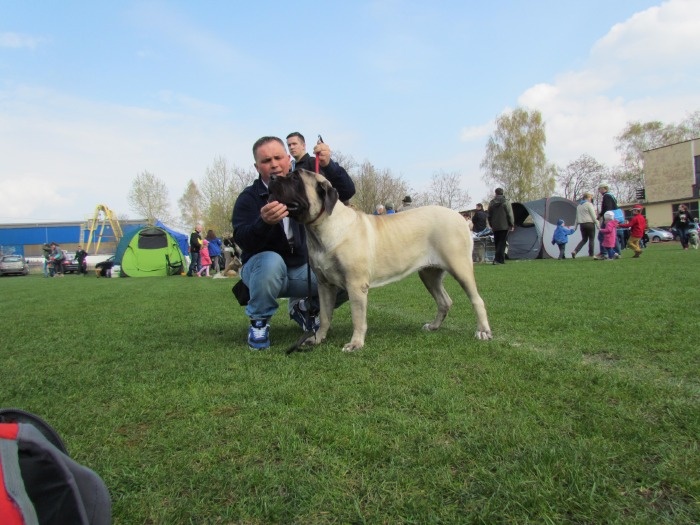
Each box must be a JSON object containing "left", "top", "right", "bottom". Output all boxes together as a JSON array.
[
  {"left": 255, "top": 140, "right": 292, "bottom": 182},
  {"left": 286, "top": 136, "right": 306, "bottom": 161}
]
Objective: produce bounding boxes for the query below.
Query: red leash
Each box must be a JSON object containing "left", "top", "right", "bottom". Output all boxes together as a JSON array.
[{"left": 315, "top": 134, "right": 323, "bottom": 173}]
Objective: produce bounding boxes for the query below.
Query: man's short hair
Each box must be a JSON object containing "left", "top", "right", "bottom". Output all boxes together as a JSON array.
[
  {"left": 476, "top": 203, "right": 483, "bottom": 209},
  {"left": 285, "top": 132, "right": 305, "bottom": 144},
  {"left": 252, "top": 136, "right": 285, "bottom": 159},
  {"left": 598, "top": 182, "right": 609, "bottom": 190},
  {"left": 495, "top": 188, "right": 504, "bottom": 196}
]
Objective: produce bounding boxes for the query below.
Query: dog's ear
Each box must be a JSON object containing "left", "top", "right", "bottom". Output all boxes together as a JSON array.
[{"left": 318, "top": 178, "right": 339, "bottom": 215}]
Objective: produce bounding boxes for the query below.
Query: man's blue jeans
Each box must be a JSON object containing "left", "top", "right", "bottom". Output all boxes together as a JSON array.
[
  {"left": 241, "top": 251, "right": 318, "bottom": 320},
  {"left": 188, "top": 252, "right": 200, "bottom": 276}
]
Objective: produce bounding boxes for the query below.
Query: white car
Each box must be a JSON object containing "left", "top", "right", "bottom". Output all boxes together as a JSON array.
[
  {"left": 0, "top": 255, "right": 30, "bottom": 276},
  {"left": 645, "top": 228, "right": 674, "bottom": 242}
]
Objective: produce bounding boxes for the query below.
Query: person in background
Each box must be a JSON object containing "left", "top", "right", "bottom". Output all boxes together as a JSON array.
[
  {"left": 42, "top": 243, "right": 52, "bottom": 277},
  {"left": 374, "top": 204, "right": 386, "bottom": 215},
  {"left": 571, "top": 192, "right": 597, "bottom": 258},
  {"left": 671, "top": 203, "right": 695, "bottom": 250},
  {"left": 205, "top": 230, "right": 223, "bottom": 274},
  {"left": 551, "top": 219, "right": 575, "bottom": 260},
  {"left": 618, "top": 204, "right": 647, "bottom": 258},
  {"left": 187, "top": 224, "right": 203, "bottom": 276},
  {"left": 399, "top": 195, "right": 412, "bottom": 212},
  {"left": 49, "top": 242, "right": 64, "bottom": 277},
  {"left": 385, "top": 202, "right": 396, "bottom": 214},
  {"left": 75, "top": 245, "right": 88, "bottom": 275},
  {"left": 232, "top": 136, "right": 355, "bottom": 350},
  {"left": 487, "top": 188, "right": 514, "bottom": 265},
  {"left": 286, "top": 132, "right": 315, "bottom": 172},
  {"left": 286, "top": 131, "right": 355, "bottom": 203},
  {"left": 597, "top": 211, "right": 619, "bottom": 260},
  {"left": 596, "top": 182, "right": 621, "bottom": 256},
  {"left": 197, "top": 239, "right": 212, "bottom": 277},
  {"left": 471, "top": 203, "right": 488, "bottom": 234}
]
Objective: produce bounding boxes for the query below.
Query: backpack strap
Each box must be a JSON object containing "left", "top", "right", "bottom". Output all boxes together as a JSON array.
[{"left": 1, "top": 423, "right": 40, "bottom": 525}]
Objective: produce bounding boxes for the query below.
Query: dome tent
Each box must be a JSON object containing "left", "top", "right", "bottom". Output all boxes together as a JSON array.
[
  {"left": 506, "top": 197, "right": 599, "bottom": 259},
  {"left": 114, "top": 225, "right": 185, "bottom": 277}
]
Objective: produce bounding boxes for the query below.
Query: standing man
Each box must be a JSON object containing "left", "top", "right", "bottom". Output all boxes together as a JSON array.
[
  {"left": 286, "top": 132, "right": 313, "bottom": 171},
  {"left": 471, "top": 203, "right": 488, "bottom": 234},
  {"left": 232, "top": 136, "right": 355, "bottom": 350},
  {"left": 187, "top": 224, "right": 203, "bottom": 277},
  {"left": 399, "top": 195, "right": 412, "bottom": 212},
  {"left": 75, "top": 245, "right": 88, "bottom": 275},
  {"left": 487, "top": 188, "right": 514, "bottom": 265}
]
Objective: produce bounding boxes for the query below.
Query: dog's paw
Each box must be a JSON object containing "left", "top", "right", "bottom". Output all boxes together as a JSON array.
[
  {"left": 475, "top": 330, "right": 493, "bottom": 340},
  {"left": 422, "top": 322, "right": 440, "bottom": 331},
  {"left": 341, "top": 341, "right": 363, "bottom": 352}
]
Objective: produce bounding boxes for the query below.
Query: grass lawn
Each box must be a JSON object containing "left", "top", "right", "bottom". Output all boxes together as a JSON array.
[{"left": 2, "top": 242, "right": 698, "bottom": 523}]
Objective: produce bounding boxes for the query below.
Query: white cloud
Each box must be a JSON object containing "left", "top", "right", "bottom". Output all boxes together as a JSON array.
[
  {"left": 0, "top": 85, "right": 251, "bottom": 222},
  {"left": 460, "top": 122, "right": 493, "bottom": 142},
  {"left": 0, "top": 32, "right": 44, "bottom": 49},
  {"left": 517, "top": 0, "right": 700, "bottom": 169}
]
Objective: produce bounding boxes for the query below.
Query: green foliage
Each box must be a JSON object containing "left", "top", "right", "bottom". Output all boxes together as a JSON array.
[
  {"left": 1, "top": 243, "right": 698, "bottom": 523},
  {"left": 127, "top": 170, "right": 172, "bottom": 225},
  {"left": 481, "top": 107, "right": 556, "bottom": 202}
]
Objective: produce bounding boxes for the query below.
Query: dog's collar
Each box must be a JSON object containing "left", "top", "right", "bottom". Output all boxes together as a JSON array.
[{"left": 306, "top": 205, "right": 325, "bottom": 226}]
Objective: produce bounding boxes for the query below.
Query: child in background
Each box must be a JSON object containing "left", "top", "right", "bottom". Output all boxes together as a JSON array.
[
  {"left": 551, "top": 219, "right": 576, "bottom": 260},
  {"left": 598, "top": 211, "right": 619, "bottom": 260},
  {"left": 197, "top": 239, "right": 212, "bottom": 277},
  {"left": 618, "top": 204, "right": 647, "bottom": 258}
]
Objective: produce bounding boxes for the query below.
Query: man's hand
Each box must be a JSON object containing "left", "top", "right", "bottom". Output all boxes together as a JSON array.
[
  {"left": 313, "top": 142, "right": 332, "bottom": 168},
  {"left": 261, "top": 201, "right": 288, "bottom": 225}
]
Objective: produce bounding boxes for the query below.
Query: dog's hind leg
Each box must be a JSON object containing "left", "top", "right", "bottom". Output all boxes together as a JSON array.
[
  {"left": 449, "top": 262, "right": 492, "bottom": 340},
  {"left": 418, "top": 268, "right": 452, "bottom": 331}
]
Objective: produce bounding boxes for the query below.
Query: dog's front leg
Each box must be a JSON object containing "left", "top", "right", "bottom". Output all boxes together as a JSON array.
[
  {"left": 343, "top": 280, "right": 370, "bottom": 352},
  {"left": 313, "top": 282, "right": 337, "bottom": 345}
]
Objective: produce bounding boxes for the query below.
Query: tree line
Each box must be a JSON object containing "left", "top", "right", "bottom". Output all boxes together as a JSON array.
[{"left": 128, "top": 108, "right": 699, "bottom": 235}]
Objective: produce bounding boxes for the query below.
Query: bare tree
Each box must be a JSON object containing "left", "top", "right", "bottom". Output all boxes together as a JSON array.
[
  {"left": 178, "top": 180, "right": 203, "bottom": 230},
  {"left": 557, "top": 154, "right": 607, "bottom": 201},
  {"left": 481, "top": 107, "right": 556, "bottom": 202},
  {"left": 199, "top": 157, "right": 257, "bottom": 237},
  {"left": 128, "top": 171, "right": 171, "bottom": 225},
  {"left": 423, "top": 170, "right": 471, "bottom": 210},
  {"left": 331, "top": 150, "right": 359, "bottom": 176},
  {"left": 351, "top": 161, "right": 410, "bottom": 214}
]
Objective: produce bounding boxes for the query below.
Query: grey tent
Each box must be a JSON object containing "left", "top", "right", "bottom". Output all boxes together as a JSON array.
[{"left": 507, "top": 197, "right": 599, "bottom": 259}]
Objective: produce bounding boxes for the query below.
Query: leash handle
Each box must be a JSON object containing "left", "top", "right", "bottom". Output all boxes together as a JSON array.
[{"left": 315, "top": 135, "right": 323, "bottom": 173}]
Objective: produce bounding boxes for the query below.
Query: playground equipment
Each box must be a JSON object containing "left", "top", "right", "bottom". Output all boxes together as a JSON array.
[{"left": 82, "top": 205, "right": 123, "bottom": 254}]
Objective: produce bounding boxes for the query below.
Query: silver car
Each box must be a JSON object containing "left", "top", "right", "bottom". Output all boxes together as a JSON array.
[
  {"left": 645, "top": 228, "right": 674, "bottom": 242},
  {"left": 0, "top": 255, "right": 30, "bottom": 276}
]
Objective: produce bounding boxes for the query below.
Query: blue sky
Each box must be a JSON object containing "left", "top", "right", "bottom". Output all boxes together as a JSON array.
[{"left": 1, "top": 0, "right": 698, "bottom": 223}]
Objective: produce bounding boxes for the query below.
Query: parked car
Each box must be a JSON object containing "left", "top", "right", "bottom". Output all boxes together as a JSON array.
[
  {"left": 61, "top": 251, "right": 81, "bottom": 274},
  {"left": 646, "top": 228, "right": 674, "bottom": 242},
  {"left": 658, "top": 226, "right": 680, "bottom": 240},
  {"left": 0, "top": 255, "right": 30, "bottom": 276}
]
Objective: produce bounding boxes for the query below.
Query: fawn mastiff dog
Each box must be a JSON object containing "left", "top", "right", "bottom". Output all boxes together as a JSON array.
[{"left": 268, "top": 169, "right": 492, "bottom": 351}]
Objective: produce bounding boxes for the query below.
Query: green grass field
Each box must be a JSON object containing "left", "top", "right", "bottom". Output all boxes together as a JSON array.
[{"left": 2, "top": 242, "right": 698, "bottom": 524}]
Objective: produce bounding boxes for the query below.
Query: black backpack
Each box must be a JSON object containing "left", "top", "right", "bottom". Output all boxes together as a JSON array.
[{"left": 0, "top": 408, "right": 111, "bottom": 525}]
